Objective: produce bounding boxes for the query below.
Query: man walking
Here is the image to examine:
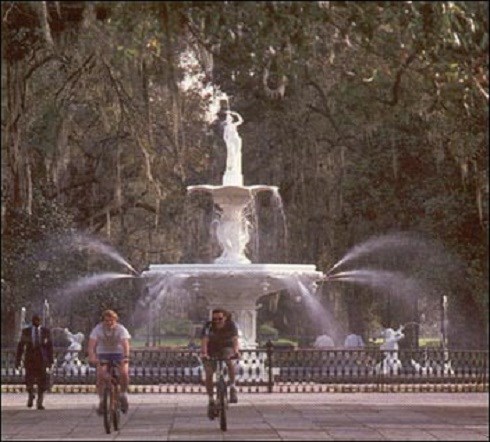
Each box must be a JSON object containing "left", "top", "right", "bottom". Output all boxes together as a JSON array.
[{"left": 16, "top": 313, "right": 54, "bottom": 410}]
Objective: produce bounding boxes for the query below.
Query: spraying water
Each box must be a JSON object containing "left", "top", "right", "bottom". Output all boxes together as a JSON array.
[
  {"left": 71, "top": 232, "right": 139, "bottom": 275},
  {"left": 142, "top": 272, "right": 191, "bottom": 306},
  {"left": 42, "top": 231, "right": 139, "bottom": 275},
  {"left": 270, "top": 188, "right": 289, "bottom": 262},
  {"left": 327, "top": 232, "right": 431, "bottom": 275},
  {"left": 54, "top": 272, "right": 136, "bottom": 300},
  {"left": 326, "top": 268, "right": 426, "bottom": 302},
  {"left": 280, "top": 275, "right": 344, "bottom": 344}
]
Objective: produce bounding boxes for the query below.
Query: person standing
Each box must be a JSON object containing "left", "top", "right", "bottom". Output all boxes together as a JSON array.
[
  {"left": 200, "top": 308, "right": 240, "bottom": 418},
  {"left": 15, "top": 313, "right": 54, "bottom": 410},
  {"left": 87, "top": 309, "right": 131, "bottom": 414}
]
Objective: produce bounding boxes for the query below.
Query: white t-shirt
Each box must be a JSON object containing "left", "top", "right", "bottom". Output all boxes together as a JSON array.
[{"left": 89, "top": 323, "right": 131, "bottom": 355}]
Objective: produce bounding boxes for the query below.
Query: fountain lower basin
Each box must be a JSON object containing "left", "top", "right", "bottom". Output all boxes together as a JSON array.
[
  {"left": 141, "top": 263, "right": 325, "bottom": 347},
  {"left": 144, "top": 263, "right": 323, "bottom": 297}
]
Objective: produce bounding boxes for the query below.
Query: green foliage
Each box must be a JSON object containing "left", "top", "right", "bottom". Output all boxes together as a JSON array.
[{"left": 1, "top": 186, "right": 77, "bottom": 311}]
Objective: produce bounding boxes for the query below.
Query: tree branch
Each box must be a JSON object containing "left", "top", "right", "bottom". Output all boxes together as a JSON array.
[{"left": 377, "top": 52, "right": 417, "bottom": 106}]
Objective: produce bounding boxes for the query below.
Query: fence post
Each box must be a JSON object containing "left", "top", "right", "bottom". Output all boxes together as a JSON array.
[{"left": 266, "top": 340, "right": 273, "bottom": 393}]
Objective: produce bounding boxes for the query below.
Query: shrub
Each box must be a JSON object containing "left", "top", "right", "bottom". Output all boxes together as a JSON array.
[
  {"left": 270, "top": 338, "right": 297, "bottom": 350},
  {"left": 258, "top": 323, "right": 279, "bottom": 342}
]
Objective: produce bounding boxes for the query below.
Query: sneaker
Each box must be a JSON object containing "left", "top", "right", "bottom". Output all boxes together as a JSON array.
[
  {"left": 229, "top": 386, "right": 238, "bottom": 404},
  {"left": 207, "top": 399, "right": 215, "bottom": 420},
  {"left": 120, "top": 394, "right": 129, "bottom": 414}
]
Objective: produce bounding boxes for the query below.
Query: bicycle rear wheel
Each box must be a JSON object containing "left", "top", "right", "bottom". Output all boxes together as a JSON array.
[
  {"left": 218, "top": 381, "right": 227, "bottom": 431},
  {"left": 103, "top": 386, "right": 111, "bottom": 434}
]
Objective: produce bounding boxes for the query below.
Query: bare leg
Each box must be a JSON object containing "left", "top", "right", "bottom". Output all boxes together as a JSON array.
[
  {"left": 96, "top": 365, "right": 108, "bottom": 399},
  {"left": 119, "top": 360, "right": 129, "bottom": 393},
  {"left": 226, "top": 360, "right": 236, "bottom": 385}
]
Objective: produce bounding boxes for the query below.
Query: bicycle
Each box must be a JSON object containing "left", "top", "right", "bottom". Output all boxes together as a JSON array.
[
  {"left": 97, "top": 358, "right": 127, "bottom": 434},
  {"left": 203, "top": 354, "right": 239, "bottom": 432}
]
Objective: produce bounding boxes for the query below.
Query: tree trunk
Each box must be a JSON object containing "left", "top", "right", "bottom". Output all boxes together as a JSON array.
[{"left": 4, "top": 59, "right": 30, "bottom": 222}]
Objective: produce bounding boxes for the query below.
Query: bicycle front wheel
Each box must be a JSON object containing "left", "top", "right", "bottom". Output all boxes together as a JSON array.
[
  {"left": 111, "top": 384, "right": 120, "bottom": 431},
  {"left": 103, "top": 386, "right": 111, "bottom": 434},
  {"left": 218, "top": 382, "right": 227, "bottom": 431}
]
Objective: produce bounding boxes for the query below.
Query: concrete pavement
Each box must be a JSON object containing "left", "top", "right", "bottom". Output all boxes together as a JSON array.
[{"left": 1, "top": 392, "right": 488, "bottom": 440}]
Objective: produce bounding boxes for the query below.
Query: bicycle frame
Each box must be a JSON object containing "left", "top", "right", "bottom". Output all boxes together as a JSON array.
[
  {"left": 204, "top": 356, "right": 239, "bottom": 432},
  {"left": 215, "top": 359, "right": 228, "bottom": 431},
  {"left": 99, "top": 359, "right": 121, "bottom": 434}
]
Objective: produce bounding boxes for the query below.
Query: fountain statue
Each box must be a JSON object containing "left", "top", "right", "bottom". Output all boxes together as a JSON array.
[
  {"left": 376, "top": 325, "right": 404, "bottom": 375},
  {"left": 60, "top": 328, "right": 85, "bottom": 373},
  {"left": 223, "top": 110, "right": 244, "bottom": 186},
  {"left": 142, "top": 107, "right": 325, "bottom": 350}
]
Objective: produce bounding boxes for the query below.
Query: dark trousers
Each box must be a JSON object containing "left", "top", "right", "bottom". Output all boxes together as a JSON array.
[{"left": 25, "top": 350, "right": 48, "bottom": 393}]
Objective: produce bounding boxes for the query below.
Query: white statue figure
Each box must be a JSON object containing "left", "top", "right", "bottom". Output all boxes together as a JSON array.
[
  {"left": 62, "top": 328, "right": 85, "bottom": 373},
  {"left": 313, "top": 334, "right": 335, "bottom": 349},
  {"left": 344, "top": 334, "right": 365, "bottom": 348},
  {"left": 377, "top": 326, "right": 404, "bottom": 375},
  {"left": 223, "top": 110, "right": 244, "bottom": 178}
]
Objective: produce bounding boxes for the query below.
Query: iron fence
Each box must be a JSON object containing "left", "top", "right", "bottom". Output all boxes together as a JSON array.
[{"left": 1, "top": 345, "right": 487, "bottom": 393}]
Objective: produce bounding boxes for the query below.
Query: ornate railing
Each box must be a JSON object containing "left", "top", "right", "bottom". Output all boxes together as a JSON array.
[{"left": 2, "top": 346, "right": 487, "bottom": 393}]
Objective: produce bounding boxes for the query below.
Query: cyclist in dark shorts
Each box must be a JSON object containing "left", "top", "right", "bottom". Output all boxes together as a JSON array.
[
  {"left": 200, "top": 308, "right": 240, "bottom": 414},
  {"left": 87, "top": 309, "right": 131, "bottom": 414}
]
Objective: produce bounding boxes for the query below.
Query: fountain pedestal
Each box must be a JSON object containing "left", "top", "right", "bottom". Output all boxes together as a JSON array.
[
  {"left": 188, "top": 184, "right": 278, "bottom": 265},
  {"left": 223, "top": 171, "right": 243, "bottom": 187}
]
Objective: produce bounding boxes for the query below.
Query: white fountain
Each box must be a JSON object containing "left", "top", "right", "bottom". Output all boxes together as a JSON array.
[{"left": 141, "top": 108, "right": 325, "bottom": 349}]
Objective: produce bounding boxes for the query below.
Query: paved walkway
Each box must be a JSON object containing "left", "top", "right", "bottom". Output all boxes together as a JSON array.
[{"left": 1, "top": 392, "right": 488, "bottom": 440}]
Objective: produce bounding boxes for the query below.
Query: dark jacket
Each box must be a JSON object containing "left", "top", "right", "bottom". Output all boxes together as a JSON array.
[{"left": 16, "top": 326, "right": 54, "bottom": 369}]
